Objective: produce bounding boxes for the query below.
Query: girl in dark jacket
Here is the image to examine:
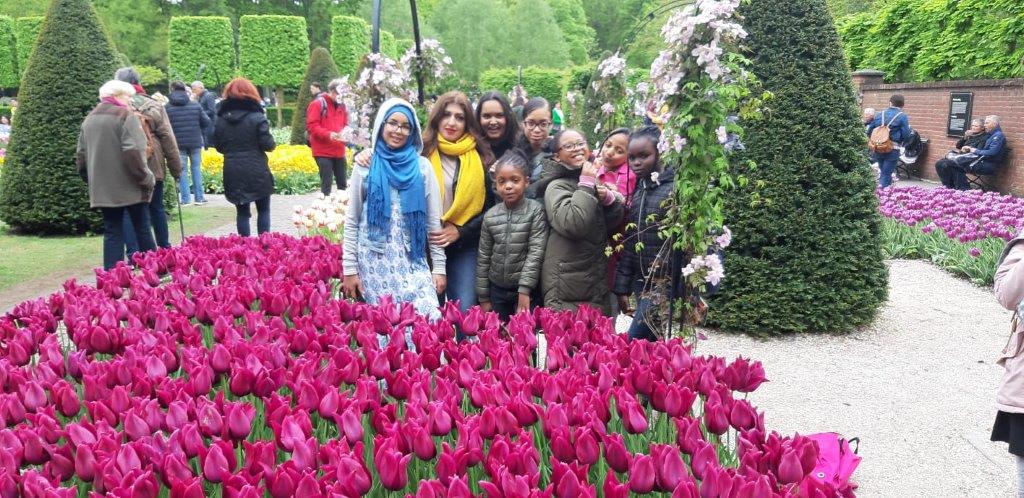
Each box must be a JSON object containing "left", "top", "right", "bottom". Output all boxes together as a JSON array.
[
  {"left": 534, "top": 128, "right": 624, "bottom": 315},
  {"left": 613, "top": 126, "right": 723, "bottom": 340},
  {"left": 211, "top": 78, "right": 276, "bottom": 236},
  {"left": 476, "top": 149, "right": 548, "bottom": 320}
]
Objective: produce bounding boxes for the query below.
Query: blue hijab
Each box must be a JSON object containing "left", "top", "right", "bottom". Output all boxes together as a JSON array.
[{"left": 365, "top": 104, "right": 427, "bottom": 259}]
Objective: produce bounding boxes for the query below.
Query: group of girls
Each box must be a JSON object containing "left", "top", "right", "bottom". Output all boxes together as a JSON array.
[{"left": 340, "top": 91, "right": 677, "bottom": 340}]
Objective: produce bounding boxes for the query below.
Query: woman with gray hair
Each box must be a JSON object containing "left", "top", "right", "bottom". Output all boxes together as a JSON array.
[{"left": 76, "top": 80, "right": 156, "bottom": 270}]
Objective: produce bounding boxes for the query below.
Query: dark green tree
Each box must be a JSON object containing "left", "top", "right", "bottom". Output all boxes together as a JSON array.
[
  {"left": 507, "top": 0, "right": 571, "bottom": 69},
  {"left": 0, "top": 0, "right": 120, "bottom": 234},
  {"left": 547, "top": 0, "right": 596, "bottom": 64},
  {"left": 431, "top": 0, "right": 512, "bottom": 81},
  {"left": 290, "top": 47, "right": 340, "bottom": 145},
  {"left": 710, "top": 0, "right": 888, "bottom": 334}
]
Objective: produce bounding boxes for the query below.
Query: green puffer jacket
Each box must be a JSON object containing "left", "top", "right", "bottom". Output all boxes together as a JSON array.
[
  {"left": 476, "top": 198, "right": 548, "bottom": 300},
  {"left": 534, "top": 159, "right": 624, "bottom": 315}
]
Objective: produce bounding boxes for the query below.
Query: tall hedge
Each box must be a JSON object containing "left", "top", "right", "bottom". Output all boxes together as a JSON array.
[
  {"left": 13, "top": 17, "right": 43, "bottom": 82},
  {"left": 290, "top": 47, "right": 340, "bottom": 145},
  {"left": 331, "top": 16, "right": 369, "bottom": 78},
  {"left": 836, "top": 0, "right": 1024, "bottom": 81},
  {"left": 239, "top": 15, "right": 309, "bottom": 89},
  {"left": 380, "top": 30, "right": 399, "bottom": 60},
  {"left": 0, "top": 0, "right": 119, "bottom": 234},
  {"left": 479, "top": 66, "right": 568, "bottom": 105},
  {"left": 710, "top": 0, "right": 887, "bottom": 334},
  {"left": 167, "top": 17, "right": 234, "bottom": 85},
  {"left": 0, "top": 17, "right": 16, "bottom": 89}
]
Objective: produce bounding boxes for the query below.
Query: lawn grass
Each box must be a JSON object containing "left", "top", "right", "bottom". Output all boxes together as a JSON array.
[{"left": 0, "top": 205, "right": 234, "bottom": 292}]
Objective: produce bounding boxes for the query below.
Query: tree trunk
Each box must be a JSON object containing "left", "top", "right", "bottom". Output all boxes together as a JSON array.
[{"left": 275, "top": 87, "right": 284, "bottom": 127}]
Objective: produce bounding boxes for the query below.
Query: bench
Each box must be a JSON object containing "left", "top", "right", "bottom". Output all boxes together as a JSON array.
[
  {"left": 896, "top": 138, "right": 928, "bottom": 180},
  {"left": 966, "top": 147, "right": 1011, "bottom": 192}
]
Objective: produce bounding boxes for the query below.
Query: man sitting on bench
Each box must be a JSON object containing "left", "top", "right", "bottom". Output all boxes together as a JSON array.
[
  {"left": 942, "top": 115, "right": 1006, "bottom": 190},
  {"left": 935, "top": 118, "right": 989, "bottom": 188}
]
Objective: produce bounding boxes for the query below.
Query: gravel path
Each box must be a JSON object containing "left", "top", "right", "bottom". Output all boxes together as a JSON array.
[
  {"left": 694, "top": 260, "right": 1013, "bottom": 496},
  {"left": 198, "top": 192, "right": 322, "bottom": 237}
]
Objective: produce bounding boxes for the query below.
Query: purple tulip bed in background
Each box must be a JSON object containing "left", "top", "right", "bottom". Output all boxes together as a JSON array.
[
  {"left": 0, "top": 234, "right": 855, "bottom": 497},
  {"left": 877, "top": 186, "right": 1024, "bottom": 284}
]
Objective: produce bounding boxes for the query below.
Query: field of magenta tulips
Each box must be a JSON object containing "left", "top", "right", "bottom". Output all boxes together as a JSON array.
[
  {"left": 0, "top": 233, "right": 853, "bottom": 497},
  {"left": 877, "top": 186, "right": 1024, "bottom": 284}
]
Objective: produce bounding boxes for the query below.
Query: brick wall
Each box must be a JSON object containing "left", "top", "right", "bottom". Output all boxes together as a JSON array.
[{"left": 851, "top": 71, "right": 1024, "bottom": 194}]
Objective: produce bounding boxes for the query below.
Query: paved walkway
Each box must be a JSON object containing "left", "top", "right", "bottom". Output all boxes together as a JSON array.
[{"left": 697, "top": 260, "right": 1013, "bottom": 496}]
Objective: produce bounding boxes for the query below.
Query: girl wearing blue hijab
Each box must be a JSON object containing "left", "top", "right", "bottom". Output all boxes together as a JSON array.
[{"left": 342, "top": 99, "right": 447, "bottom": 319}]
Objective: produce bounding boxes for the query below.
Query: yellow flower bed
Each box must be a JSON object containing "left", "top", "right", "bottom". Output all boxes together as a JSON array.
[
  {"left": 201, "top": 144, "right": 319, "bottom": 178},
  {"left": 201, "top": 144, "right": 322, "bottom": 194}
]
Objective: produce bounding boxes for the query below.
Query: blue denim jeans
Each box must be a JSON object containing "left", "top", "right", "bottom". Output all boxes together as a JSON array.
[
  {"left": 875, "top": 150, "right": 899, "bottom": 188},
  {"left": 444, "top": 243, "right": 478, "bottom": 313},
  {"left": 124, "top": 180, "right": 170, "bottom": 257},
  {"left": 102, "top": 203, "right": 155, "bottom": 270},
  {"left": 179, "top": 148, "right": 205, "bottom": 203},
  {"left": 627, "top": 297, "right": 658, "bottom": 341}
]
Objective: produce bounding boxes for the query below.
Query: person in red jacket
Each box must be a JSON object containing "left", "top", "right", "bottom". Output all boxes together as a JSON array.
[{"left": 306, "top": 78, "right": 349, "bottom": 195}]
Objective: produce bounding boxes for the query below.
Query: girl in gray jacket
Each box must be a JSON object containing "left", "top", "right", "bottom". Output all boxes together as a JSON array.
[{"left": 476, "top": 149, "right": 548, "bottom": 320}]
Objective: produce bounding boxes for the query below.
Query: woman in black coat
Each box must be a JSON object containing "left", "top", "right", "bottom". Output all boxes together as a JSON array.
[{"left": 211, "top": 78, "right": 276, "bottom": 236}]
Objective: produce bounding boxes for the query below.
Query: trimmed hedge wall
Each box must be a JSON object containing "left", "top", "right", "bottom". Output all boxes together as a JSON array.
[
  {"left": 0, "top": 17, "right": 16, "bottom": 89},
  {"left": 167, "top": 17, "right": 234, "bottom": 85},
  {"left": 380, "top": 30, "right": 398, "bottom": 60},
  {"left": 291, "top": 47, "right": 340, "bottom": 145},
  {"left": 331, "top": 16, "right": 369, "bottom": 77},
  {"left": 479, "top": 66, "right": 568, "bottom": 105},
  {"left": 265, "top": 107, "right": 295, "bottom": 128},
  {"left": 567, "top": 63, "right": 596, "bottom": 91},
  {"left": 836, "top": 0, "right": 1024, "bottom": 81},
  {"left": 709, "top": 0, "right": 888, "bottom": 334},
  {"left": 0, "top": 0, "right": 120, "bottom": 234},
  {"left": 239, "top": 15, "right": 309, "bottom": 88},
  {"left": 13, "top": 17, "right": 42, "bottom": 83}
]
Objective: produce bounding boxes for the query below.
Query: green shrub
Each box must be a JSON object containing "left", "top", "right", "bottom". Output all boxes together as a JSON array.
[
  {"left": 167, "top": 17, "right": 234, "bottom": 85},
  {"left": 135, "top": 65, "right": 166, "bottom": 87},
  {"left": 479, "top": 66, "right": 568, "bottom": 104},
  {"left": 379, "top": 30, "right": 399, "bottom": 59},
  {"left": 13, "top": 17, "right": 42, "bottom": 82},
  {"left": 0, "top": 17, "right": 16, "bottom": 89},
  {"left": 330, "top": 16, "right": 369, "bottom": 77},
  {"left": 290, "top": 47, "right": 340, "bottom": 145},
  {"left": 396, "top": 38, "right": 414, "bottom": 58},
  {"left": 264, "top": 106, "right": 295, "bottom": 128},
  {"left": 709, "top": 0, "right": 888, "bottom": 334},
  {"left": 0, "top": 0, "right": 120, "bottom": 234},
  {"left": 567, "top": 62, "right": 596, "bottom": 91},
  {"left": 836, "top": 0, "right": 1024, "bottom": 81}
]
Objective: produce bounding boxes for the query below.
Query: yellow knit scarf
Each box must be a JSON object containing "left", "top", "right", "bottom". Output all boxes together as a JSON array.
[{"left": 429, "top": 134, "right": 485, "bottom": 226}]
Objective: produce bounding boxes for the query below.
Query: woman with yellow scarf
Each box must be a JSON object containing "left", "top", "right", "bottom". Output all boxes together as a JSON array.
[{"left": 422, "top": 91, "right": 496, "bottom": 315}]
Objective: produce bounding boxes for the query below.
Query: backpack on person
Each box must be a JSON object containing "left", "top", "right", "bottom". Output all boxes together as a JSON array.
[
  {"left": 868, "top": 110, "right": 903, "bottom": 154},
  {"left": 129, "top": 96, "right": 157, "bottom": 161},
  {"left": 303, "top": 94, "right": 330, "bottom": 145}
]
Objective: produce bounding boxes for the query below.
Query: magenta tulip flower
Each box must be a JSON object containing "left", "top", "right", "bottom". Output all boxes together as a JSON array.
[{"left": 629, "top": 454, "right": 656, "bottom": 494}]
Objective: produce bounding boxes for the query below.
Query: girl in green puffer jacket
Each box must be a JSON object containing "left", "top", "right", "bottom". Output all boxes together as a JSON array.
[{"left": 476, "top": 149, "right": 549, "bottom": 320}]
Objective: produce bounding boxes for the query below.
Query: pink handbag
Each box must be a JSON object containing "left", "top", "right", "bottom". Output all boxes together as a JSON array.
[{"left": 805, "top": 432, "right": 861, "bottom": 490}]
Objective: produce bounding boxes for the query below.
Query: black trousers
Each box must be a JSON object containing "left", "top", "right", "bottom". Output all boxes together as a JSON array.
[
  {"left": 488, "top": 282, "right": 540, "bottom": 321},
  {"left": 236, "top": 196, "right": 271, "bottom": 236},
  {"left": 315, "top": 156, "right": 347, "bottom": 195}
]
